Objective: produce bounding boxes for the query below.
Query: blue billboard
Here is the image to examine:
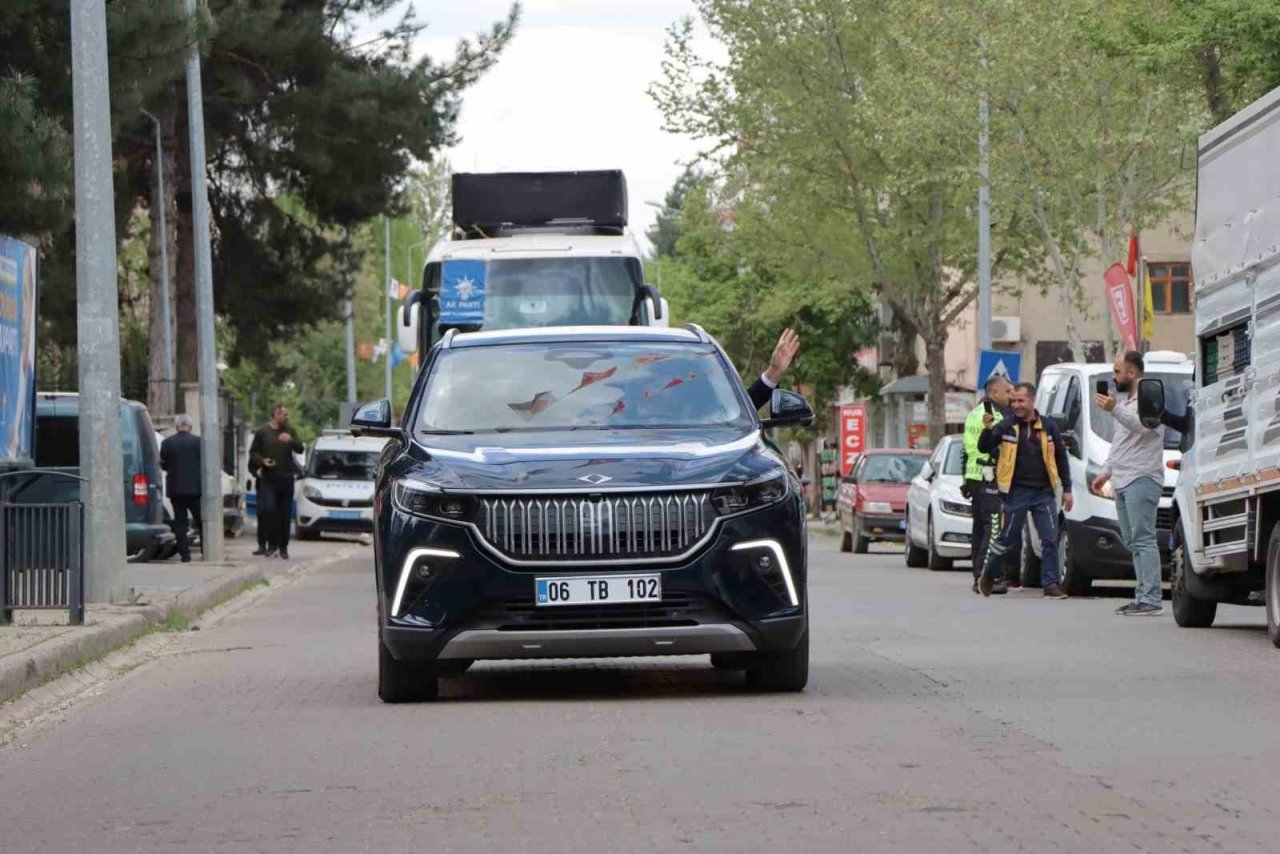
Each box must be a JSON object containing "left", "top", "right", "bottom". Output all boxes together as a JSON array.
[{"left": 0, "top": 236, "right": 38, "bottom": 465}]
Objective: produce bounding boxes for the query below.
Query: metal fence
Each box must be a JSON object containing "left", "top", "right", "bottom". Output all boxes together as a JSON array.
[{"left": 0, "top": 472, "right": 85, "bottom": 625}]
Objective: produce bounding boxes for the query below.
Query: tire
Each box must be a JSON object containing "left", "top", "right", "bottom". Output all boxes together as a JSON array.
[
  {"left": 926, "top": 513, "right": 952, "bottom": 571},
  {"left": 852, "top": 516, "right": 870, "bottom": 554},
  {"left": 746, "top": 629, "right": 809, "bottom": 692},
  {"left": 904, "top": 511, "right": 928, "bottom": 568},
  {"left": 295, "top": 525, "right": 320, "bottom": 541},
  {"left": 1171, "top": 522, "right": 1216, "bottom": 628},
  {"left": 839, "top": 528, "right": 853, "bottom": 553},
  {"left": 1060, "top": 524, "right": 1091, "bottom": 597},
  {"left": 1019, "top": 523, "right": 1041, "bottom": 588},
  {"left": 378, "top": 635, "right": 438, "bottom": 703},
  {"left": 1266, "top": 521, "right": 1280, "bottom": 649}
]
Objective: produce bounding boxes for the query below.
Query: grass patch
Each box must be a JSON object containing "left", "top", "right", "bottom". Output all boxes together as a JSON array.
[
  {"left": 163, "top": 612, "right": 190, "bottom": 633},
  {"left": 240, "top": 578, "right": 269, "bottom": 593}
]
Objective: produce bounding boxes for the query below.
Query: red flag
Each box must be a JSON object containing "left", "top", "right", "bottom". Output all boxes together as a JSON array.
[
  {"left": 1104, "top": 263, "right": 1139, "bottom": 351},
  {"left": 1125, "top": 233, "right": 1140, "bottom": 277}
]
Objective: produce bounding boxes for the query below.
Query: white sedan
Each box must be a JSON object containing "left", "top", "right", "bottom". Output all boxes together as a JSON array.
[{"left": 903, "top": 435, "right": 973, "bottom": 571}]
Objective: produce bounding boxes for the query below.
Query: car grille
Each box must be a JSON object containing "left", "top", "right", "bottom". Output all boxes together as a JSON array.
[
  {"left": 476, "top": 591, "right": 730, "bottom": 632},
  {"left": 475, "top": 491, "right": 716, "bottom": 562},
  {"left": 309, "top": 496, "right": 372, "bottom": 509}
]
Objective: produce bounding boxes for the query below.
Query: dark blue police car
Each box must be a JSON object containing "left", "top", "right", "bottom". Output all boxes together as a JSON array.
[{"left": 352, "top": 325, "right": 813, "bottom": 702}]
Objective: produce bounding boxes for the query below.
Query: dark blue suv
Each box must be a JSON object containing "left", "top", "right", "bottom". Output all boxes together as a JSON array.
[{"left": 354, "top": 325, "right": 814, "bottom": 702}]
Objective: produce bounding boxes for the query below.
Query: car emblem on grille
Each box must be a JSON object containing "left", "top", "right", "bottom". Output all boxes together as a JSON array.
[{"left": 578, "top": 474, "right": 613, "bottom": 485}]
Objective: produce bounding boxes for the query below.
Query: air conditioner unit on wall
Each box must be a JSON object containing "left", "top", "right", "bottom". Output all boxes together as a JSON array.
[{"left": 991, "top": 316, "right": 1021, "bottom": 344}]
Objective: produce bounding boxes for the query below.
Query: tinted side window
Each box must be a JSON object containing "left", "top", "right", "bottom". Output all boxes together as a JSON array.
[
  {"left": 35, "top": 414, "right": 79, "bottom": 467},
  {"left": 121, "top": 406, "right": 142, "bottom": 476}
]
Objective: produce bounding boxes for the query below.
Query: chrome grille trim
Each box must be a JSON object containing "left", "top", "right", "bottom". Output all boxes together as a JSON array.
[{"left": 476, "top": 491, "right": 717, "bottom": 563}]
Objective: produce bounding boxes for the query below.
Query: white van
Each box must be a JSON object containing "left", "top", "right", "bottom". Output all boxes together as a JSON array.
[
  {"left": 1024, "top": 352, "right": 1195, "bottom": 593},
  {"left": 294, "top": 430, "right": 388, "bottom": 540}
]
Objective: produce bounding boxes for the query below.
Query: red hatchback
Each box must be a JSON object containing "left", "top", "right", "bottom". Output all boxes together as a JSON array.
[{"left": 837, "top": 449, "right": 930, "bottom": 554}]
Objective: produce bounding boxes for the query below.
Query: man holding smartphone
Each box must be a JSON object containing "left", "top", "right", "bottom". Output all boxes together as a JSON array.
[{"left": 962, "top": 376, "right": 1016, "bottom": 594}]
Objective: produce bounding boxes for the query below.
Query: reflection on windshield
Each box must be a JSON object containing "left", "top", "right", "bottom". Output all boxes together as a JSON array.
[
  {"left": 861, "top": 455, "right": 926, "bottom": 483},
  {"left": 481, "top": 257, "right": 639, "bottom": 330},
  {"left": 1090, "top": 372, "right": 1193, "bottom": 449},
  {"left": 417, "top": 343, "right": 749, "bottom": 432},
  {"left": 308, "top": 451, "right": 380, "bottom": 480}
]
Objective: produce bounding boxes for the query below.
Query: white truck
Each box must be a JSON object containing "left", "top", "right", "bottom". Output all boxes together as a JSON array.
[
  {"left": 397, "top": 170, "right": 668, "bottom": 357},
  {"left": 1163, "top": 84, "right": 1280, "bottom": 645}
]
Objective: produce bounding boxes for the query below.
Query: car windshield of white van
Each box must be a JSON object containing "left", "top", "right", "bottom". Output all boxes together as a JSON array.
[
  {"left": 416, "top": 342, "right": 750, "bottom": 433},
  {"left": 308, "top": 450, "right": 380, "bottom": 480},
  {"left": 1090, "top": 372, "right": 1194, "bottom": 450},
  {"left": 480, "top": 257, "right": 639, "bottom": 329}
]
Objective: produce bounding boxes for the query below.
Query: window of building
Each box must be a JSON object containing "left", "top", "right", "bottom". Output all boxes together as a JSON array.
[{"left": 1148, "top": 263, "right": 1193, "bottom": 314}]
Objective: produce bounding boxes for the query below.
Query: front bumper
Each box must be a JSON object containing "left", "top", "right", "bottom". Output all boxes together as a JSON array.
[
  {"left": 1067, "top": 516, "right": 1173, "bottom": 580},
  {"left": 857, "top": 513, "right": 906, "bottom": 542},
  {"left": 297, "top": 496, "right": 374, "bottom": 534},
  {"left": 376, "top": 498, "right": 808, "bottom": 663}
]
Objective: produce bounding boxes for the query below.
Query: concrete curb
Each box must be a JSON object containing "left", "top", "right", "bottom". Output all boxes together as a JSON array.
[{"left": 0, "top": 565, "right": 266, "bottom": 705}]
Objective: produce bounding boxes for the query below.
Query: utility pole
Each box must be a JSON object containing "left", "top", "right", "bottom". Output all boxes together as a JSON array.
[
  {"left": 977, "top": 50, "right": 992, "bottom": 352},
  {"left": 71, "top": 0, "right": 127, "bottom": 603},
  {"left": 384, "top": 217, "right": 393, "bottom": 404},
  {"left": 141, "top": 109, "right": 175, "bottom": 416},
  {"left": 185, "top": 0, "right": 223, "bottom": 563},
  {"left": 345, "top": 295, "right": 356, "bottom": 402}
]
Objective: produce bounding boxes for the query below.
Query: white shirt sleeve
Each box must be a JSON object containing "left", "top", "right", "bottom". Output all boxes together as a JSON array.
[{"left": 759, "top": 373, "right": 777, "bottom": 389}]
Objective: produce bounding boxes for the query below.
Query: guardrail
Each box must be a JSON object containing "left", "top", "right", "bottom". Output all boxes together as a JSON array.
[{"left": 0, "top": 470, "right": 86, "bottom": 626}]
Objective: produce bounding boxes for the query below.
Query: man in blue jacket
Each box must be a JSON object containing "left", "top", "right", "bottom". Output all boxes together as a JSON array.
[{"left": 977, "top": 382, "right": 1074, "bottom": 599}]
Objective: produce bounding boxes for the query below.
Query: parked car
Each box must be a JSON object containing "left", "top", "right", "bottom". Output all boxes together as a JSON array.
[
  {"left": 17, "top": 393, "right": 175, "bottom": 561},
  {"left": 294, "top": 430, "right": 388, "bottom": 540},
  {"left": 356, "top": 324, "right": 813, "bottom": 702},
  {"left": 1020, "top": 353, "right": 1193, "bottom": 592},
  {"left": 837, "top": 448, "right": 930, "bottom": 554},
  {"left": 903, "top": 435, "right": 972, "bottom": 570}
]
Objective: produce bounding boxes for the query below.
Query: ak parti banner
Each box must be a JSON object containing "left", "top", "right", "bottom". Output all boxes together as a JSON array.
[
  {"left": 838, "top": 403, "right": 867, "bottom": 477},
  {"left": 1103, "top": 263, "right": 1139, "bottom": 352}
]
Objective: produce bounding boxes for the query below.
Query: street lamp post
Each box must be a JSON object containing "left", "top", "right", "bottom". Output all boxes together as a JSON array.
[{"left": 140, "top": 109, "right": 175, "bottom": 416}]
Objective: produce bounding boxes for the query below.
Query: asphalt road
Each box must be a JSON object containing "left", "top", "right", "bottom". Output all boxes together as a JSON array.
[{"left": 2, "top": 536, "right": 1279, "bottom": 852}]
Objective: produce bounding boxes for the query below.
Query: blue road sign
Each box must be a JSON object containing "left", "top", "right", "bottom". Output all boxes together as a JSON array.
[{"left": 977, "top": 349, "right": 1022, "bottom": 388}]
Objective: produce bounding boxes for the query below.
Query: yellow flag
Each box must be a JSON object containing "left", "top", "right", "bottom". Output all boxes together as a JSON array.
[{"left": 1142, "top": 264, "right": 1155, "bottom": 342}]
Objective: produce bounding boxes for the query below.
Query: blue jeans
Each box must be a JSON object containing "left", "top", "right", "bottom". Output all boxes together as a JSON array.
[
  {"left": 983, "top": 486, "right": 1060, "bottom": 588},
  {"left": 1115, "top": 477, "right": 1162, "bottom": 606}
]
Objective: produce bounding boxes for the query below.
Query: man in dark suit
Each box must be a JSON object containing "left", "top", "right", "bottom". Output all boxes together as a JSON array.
[
  {"left": 747, "top": 329, "right": 800, "bottom": 410},
  {"left": 160, "top": 414, "right": 203, "bottom": 563}
]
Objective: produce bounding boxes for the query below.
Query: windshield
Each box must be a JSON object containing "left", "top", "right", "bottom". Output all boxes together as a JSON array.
[
  {"left": 1090, "top": 371, "right": 1194, "bottom": 450},
  {"left": 307, "top": 450, "right": 380, "bottom": 480},
  {"left": 416, "top": 342, "right": 750, "bottom": 433},
  {"left": 942, "top": 442, "right": 965, "bottom": 476},
  {"left": 477, "top": 257, "right": 641, "bottom": 330},
  {"left": 860, "top": 454, "right": 926, "bottom": 483}
]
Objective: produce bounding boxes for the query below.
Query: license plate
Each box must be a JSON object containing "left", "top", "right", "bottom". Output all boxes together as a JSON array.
[
  {"left": 535, "top": 574, "right": 661, "bottom": 607},
  {"left": 329, "top": 510, "right": 361, "bottom": 520},
  {"left": 898, "top": 519, "right": 906, "bottom": 530}
]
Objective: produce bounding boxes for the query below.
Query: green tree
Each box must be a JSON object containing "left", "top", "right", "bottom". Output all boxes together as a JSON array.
[{"left": 646, "top": 165, "right": 702, "bottom": 258}]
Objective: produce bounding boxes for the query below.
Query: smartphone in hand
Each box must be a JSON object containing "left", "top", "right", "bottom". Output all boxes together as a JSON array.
[
  {"left": 1095, "top": 380, "right": 1109, "bottom": 397},
  {"left": 983, "top": 400, "right": 994, "bottom": 416}
]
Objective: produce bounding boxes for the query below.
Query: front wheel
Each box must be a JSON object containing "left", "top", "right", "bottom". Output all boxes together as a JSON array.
[
  {"left": 926, "top": 514, "right": 952, "bottom": 571},
  {"left": 852, "top": 516, "right": 870, "bottom": 554},
  {"left": 295, "top": 525, "right": 321, "bottom": 541},
  {"left": 378, "top": 635, "right": 438, "bottom": 703},
  {"left": 839, "top": 526, "right": 853, "bottom": 553},
  {"left": 904, "top": 511, "right": 928, "bottom": 568},
  {"left": 1267, "top": 522, "right": 1280, "bottom": 648},
  {"left": 1172, "top": 522, "right": 1216, "bottom": 628},
  {"left": 746, "top": 629, "right": 809, "bottom": 692},
  {"left": 1059, "top": 525, "right": 1091, "bottom": 596}
]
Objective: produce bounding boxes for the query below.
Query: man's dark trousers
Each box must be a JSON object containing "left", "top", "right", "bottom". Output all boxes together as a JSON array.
[
  {"left": 983, "top": 485, "right": 1060, "bottom": 587},
  {"left": 968, "top": 479, "right": 1001, "bottom": 582},
  {"left": 257, "top": 475, "right": 295, "bottom": 552},
  {"left": 171, "top": 496, "right": 203, "bottom": 562}
]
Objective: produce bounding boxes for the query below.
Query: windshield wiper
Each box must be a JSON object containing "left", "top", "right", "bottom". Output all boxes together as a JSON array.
[{"left": 418, "top": 429, "right": 475, "bottom": 435}]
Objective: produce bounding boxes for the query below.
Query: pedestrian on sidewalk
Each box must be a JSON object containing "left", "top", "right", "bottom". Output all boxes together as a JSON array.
[
  {"left": 160, "top": 414, "right": 203, "bottom": 563},
  {"left": 249, "top": 405, "right": 304, "bottom": 560},
  {"left": 962, "top": 375, "right": 1018, "bottom": 595},
  {"left": 1093, "top": 351, "right": 1189, "bottom": 617},
  {"left": 977, "top": 382, "right": 1075, "bottom": 599}
]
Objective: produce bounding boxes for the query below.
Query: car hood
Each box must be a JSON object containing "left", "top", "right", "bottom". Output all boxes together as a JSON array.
[
  {"left": 858, "top": 482, "right": 911, "bottom": 503},
  {"left": 402, "top": 428, "right": 780, "bottom": 491}
]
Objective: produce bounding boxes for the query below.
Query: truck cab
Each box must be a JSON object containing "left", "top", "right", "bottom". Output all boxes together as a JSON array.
[
  {"left": 1170, "top": 83, "right": 1280, "bottom": 644},
  {"left": 397, "top": 170, "right": 668, "bottom": 356}
]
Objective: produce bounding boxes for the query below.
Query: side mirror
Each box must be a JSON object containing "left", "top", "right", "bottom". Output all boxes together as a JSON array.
[
  {"left": 1137, "top": 378, "right": 1165, "bottom": 429},
  {"left": 350, "top": 399, "right": 400, "bottom": 438},
  {"left": 397, "top": 301, "right": 420, "bottom": 356},
  {"left": 761, "top": 389, "right": 815, "bottom": 430},
  {"left": 921, "top": 461, "right": 935, "bottom": 482}
]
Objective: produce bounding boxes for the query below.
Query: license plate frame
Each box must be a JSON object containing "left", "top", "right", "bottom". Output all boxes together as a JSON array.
[
  {"left": 535, "top": 574, "right": 662, "bottom": 607},
  {"left": 329, "top": 510, "right": 361, "bottom": 520}
]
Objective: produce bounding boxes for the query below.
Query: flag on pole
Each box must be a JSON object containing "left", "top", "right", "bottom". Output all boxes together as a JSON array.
[
  {"left": 388, "top": 278, "right": 409, "bottom": 301},
  {"left": 370, "top": 338, "right": 389, "bottom": 363},
  {"left": 1142, "top": 260, "right": 1155, "bottom": 342},
  {"left": 1125, "top": 233, "right": 1140, "bottom": 277}
]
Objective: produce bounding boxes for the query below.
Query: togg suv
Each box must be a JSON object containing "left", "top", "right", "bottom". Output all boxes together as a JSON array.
[{"left": 353, "top": 325, "right": 814, "bottom": 702}]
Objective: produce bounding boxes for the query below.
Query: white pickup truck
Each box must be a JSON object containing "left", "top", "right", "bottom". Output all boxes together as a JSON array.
[{"left": 1165, "top": 84, "right": 1280, "bottom": 646}]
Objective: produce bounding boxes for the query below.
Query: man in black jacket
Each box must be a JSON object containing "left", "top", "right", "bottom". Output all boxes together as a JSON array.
[
  {"left": 747, "top": 329, "right": 800, "bottom": 411},
  {"left": 160, "top": 414, "right": 203, "bottom": 563},
  {"left": 249, "top": 404, "right": 305, "bottom": 559}
]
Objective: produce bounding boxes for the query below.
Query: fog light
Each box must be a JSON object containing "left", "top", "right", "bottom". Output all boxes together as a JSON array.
[
  {"left": 755, "top": 554, "right": 775, "bottom": 572},
  {"left": 416, "top": 563, "right": 433, "bottom": 579},
  {"left": 1096, "top": 536, "right": 1111, "bottom": 549}
]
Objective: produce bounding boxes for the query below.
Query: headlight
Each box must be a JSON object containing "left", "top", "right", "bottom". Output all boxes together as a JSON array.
[
  {"left": 711, "top": 471, "right": 789, "bottom": 516},
  {"left": 863, "top": 501, "right": 892, "bottom": 514},
  {"left": 303, "top": 485, "right": 322, "bottom": 500},
  {"left": 940, "top": 499, "right": 972, "bottom": 517},
  {"left": 392, "top": 479, "right": 475, "bottom": 521}
]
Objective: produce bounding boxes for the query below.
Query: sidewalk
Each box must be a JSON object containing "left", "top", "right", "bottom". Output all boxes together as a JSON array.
[{"left": 0, "top": 532, "right": 366, "bottom": 705}]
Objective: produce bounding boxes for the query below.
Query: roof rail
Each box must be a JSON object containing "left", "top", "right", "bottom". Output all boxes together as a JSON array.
[
  {"left": 440, "top": 328, "right": 459, "bottom": 349},
  {"left": 681, "top": 323, "right": 711, "bottom": 343}
]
